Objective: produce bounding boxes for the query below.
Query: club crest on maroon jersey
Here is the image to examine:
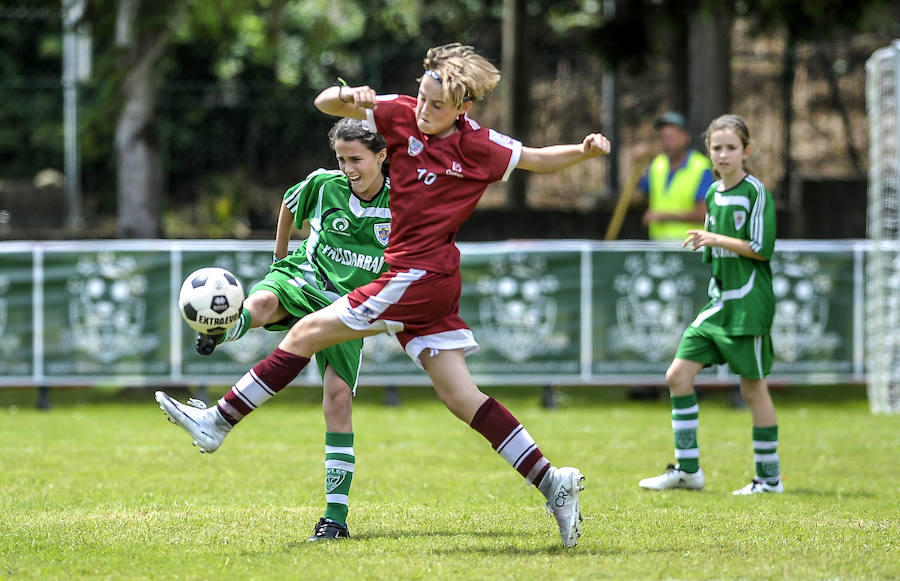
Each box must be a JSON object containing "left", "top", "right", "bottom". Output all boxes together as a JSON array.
[{"left": 408, "top": 136, "right": 424, "bottom": 157}]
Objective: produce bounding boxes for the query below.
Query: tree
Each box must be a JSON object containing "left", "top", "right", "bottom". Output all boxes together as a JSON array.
[
  {"left": 114, "top": 0, "right": 176, "bottom": 238},
  {"left": 686, "top": 1, "right": 732, "bottom": 150}
]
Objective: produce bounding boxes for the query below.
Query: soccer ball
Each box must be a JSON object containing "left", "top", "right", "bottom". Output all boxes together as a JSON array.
[{"left": 178, "top": 267, "right": 245, "bottom": 334}]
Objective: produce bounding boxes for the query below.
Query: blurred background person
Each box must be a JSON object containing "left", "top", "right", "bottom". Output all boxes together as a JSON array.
[
  {"left": 637, "top": 111, "right": 714, "bottom": 241},
  {"left": 628, "top": 111, "right": 715, "bottom": 401}
]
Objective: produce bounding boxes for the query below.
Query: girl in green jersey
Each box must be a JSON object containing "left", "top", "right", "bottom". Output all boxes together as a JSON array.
[
  {"left": 158, "top": 118, "right": 390, "bottom": 540},
  {"left": 639, "top": 114, "right": 783, "bottom": 496}
]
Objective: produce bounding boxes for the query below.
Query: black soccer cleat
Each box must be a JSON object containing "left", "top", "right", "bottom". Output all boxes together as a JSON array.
[
  {"left": 307, "top": 518, "right": 350, "bottom": 542},
  {"left": 195, "top": 332, "right": 225, "bottom": 356}
]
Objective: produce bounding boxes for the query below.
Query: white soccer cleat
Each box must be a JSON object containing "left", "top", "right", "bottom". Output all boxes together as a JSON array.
[
  {"left": 544, "top": 466, "right": 584, "bottom": 548},
  {"left": 639, "top": 464, "right": 705, "bottom": 490},
  {"left": 154, "top": 390, "right": 231, "bottom": 453},
  {"left": 732, "top": 478, "right": 784, "bottom": 496}
]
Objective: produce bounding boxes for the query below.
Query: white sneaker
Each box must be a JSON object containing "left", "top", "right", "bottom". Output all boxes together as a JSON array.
[
  {"left": 544, "top": 467, "right": 584, "bottom": 548},
  {"left": 639, "top": 464, "right": 705, "bottom": 490},
  {"left": 154, "top": 391, "right": 231, "bottom": 453},
  {"left": 732, "top": 478, "right": 784, "bottom": 495}
]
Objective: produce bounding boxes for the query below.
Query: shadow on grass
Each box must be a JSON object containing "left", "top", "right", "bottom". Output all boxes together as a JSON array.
[
  {"left": 429, "top": 544, "right": 594, "bottom": 556},
  {"left": 352, "top": 528, "right": 522, "bottom": 541},
  {"left": 787, "top": 486, "right": 874, "bottom": 499},
  {"left": 0, "top": 383, "right": 870, "bottom": 412},
  {"left": 286, "top": 532, "right": 591, "bottom": 556}
]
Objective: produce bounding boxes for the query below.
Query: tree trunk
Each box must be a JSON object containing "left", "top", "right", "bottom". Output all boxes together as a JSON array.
[
  {"left": 664, "top": 0, "right": 689, "bottom": 116},
  {"left": 502, "top": 0, "right": 530, "bottom": 210},
  {"left": 687, "top": 0, "right": 732, "bottom": 151},
  {"left": 115, "top": 0, "right": 169, "bottom": 238}
]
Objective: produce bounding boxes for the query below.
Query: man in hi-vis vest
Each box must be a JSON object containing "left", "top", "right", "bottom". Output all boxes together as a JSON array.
[{"left": 638, "top": 111, "right": 714, "bottom": 241}]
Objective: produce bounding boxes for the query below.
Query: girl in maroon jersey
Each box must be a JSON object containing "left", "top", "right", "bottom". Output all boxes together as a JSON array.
[{"left": 159, "top": 43, "right": 610, "bottom": 548}]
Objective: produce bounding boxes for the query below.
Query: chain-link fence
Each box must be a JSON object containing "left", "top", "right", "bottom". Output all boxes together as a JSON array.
[{"left": 0, "top": 5, "right": 889, "bottom": 239}]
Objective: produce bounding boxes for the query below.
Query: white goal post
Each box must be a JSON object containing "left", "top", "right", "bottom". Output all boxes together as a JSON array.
[{"left": 865, "top": 40, "right": 900, "bottom": 414}]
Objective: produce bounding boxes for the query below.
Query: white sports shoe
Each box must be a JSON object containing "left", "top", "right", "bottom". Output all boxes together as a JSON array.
[
  {"left": 154, "top": 391, "right": 232, "bottom": 453},
  {"left": 639, "top": 464, "right": 705, "bottom": 490},
  {"left": 732, "top": 478, "right": 784, "bottom": 495},
  {"left": 544, "top": 467, "right": 585, "bottom": 548}
]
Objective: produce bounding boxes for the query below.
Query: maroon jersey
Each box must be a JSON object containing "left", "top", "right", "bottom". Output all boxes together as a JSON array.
[{"left": 366, "top": 95, "right": 521, "bottom": 274}]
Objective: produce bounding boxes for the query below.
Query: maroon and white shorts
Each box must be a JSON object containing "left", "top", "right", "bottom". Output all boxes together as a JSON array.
[{"left": 334, "top": 267, "right": 479, "bottom": 367}]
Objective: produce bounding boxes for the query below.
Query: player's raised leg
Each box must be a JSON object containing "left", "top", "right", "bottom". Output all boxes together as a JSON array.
[
  {"left": 156, "top": 347, "right": 310, "bottom": 452},
  {"left": 154, "top": 391, "right": 232, "bottom": 453},
  {"left": 196, "top": 289, "right": 286, "bottom": 356}
]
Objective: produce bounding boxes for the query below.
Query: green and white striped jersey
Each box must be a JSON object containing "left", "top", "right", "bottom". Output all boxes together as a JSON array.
[
  {"left": 283, "top": 169, "right": 391, "bottom": 295},
  {"left": 695, "top": 174, "right": 776, "bottom": 335}
]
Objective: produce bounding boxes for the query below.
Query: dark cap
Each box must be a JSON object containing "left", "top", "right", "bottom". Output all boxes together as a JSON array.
[{"left": 654, "top": 111, "right": 687, "bottom": 131}]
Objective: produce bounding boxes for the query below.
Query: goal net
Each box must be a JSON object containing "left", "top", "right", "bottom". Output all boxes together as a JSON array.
[{"left": 865, "top": 40, "right": 900, "bottom": 414}]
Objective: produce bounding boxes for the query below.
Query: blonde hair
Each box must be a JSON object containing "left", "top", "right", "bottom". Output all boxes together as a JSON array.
[
  {"left": 421, "top": 43, "right": 500, "bottom": 109},
  {"left": 704, "top": 113, "right": 753, "bottom": 177}
]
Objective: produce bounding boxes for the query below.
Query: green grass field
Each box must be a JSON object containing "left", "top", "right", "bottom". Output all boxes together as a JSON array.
[{"left": 1, "top": 384, "right": 897, "bottom": 580}]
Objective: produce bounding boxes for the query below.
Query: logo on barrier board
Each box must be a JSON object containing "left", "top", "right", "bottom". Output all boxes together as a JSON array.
[
  {"left": 609, "top": 252, "right": 696, "bottom": 361},
  {"left": 770, "top": 251, "right": 840, "bottom": 362},
  {"left": 476, "top": 253, "right": 561, "bottom": 363},
  {"left": 0, "top": 274, "right": 22, "bottom": 368},
  {"left": 66, "top": 252, "right": 156, "bottom": 363},
  {"left": 0, "top": 275, "right": 7, "bottom": 339}
]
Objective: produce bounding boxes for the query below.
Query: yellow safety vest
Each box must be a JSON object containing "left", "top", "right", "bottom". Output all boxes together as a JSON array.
[{"left": 647, "top": 150, "right": 711, "bottom": 240}]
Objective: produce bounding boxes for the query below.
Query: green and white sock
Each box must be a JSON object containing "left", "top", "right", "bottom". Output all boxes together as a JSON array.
[
  {"left": 323, "top": 432, "right": 354, "bottom": 525},
  {"left": 223, "top": 307, "right": 252, "bottom": 342},
  {"left": 753, "top": 425, "right": 780, "bottom": 484},
  {"left": 671, "top": 393, "right": 700, "bottom": 473}
]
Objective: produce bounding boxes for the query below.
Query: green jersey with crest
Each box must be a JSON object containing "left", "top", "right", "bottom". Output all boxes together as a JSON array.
[
  {"left": 693, "top": 174, "right": 776, "bottom": 336},
  {"left": 281, "top": 169, "right": 391, "bottom": 295}
]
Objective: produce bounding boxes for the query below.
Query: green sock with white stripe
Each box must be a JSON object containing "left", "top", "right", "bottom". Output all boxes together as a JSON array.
[
  {"left": 671, "top": 393, "right": 700, "bottom": 473},
  {"left": 323, "top": 432, "right": 355, "bottom": 525},
  {"left": 223, "top": 307, "right": 251, "bottom": 342},
  {"left": 753, "top": 425, "right": 780, "bottom": 485}
]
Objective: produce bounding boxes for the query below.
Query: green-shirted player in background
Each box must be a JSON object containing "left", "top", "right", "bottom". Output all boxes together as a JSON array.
[
  {"left": 639, "top": 114, "right": 783, "bottom": 496},
  {"left": 156, "top": 117, "right": 391, "bottom": 540}
]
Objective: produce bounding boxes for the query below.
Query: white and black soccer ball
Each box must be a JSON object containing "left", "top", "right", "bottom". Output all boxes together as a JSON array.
[{"left": 178, "top": 267, "right": 245, "bottom": 334}]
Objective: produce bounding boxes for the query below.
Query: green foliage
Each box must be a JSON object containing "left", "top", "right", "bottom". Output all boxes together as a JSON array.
[
  {"left": 0, "top": 385, "right": 897, "bottom": 579},
  {"left": 0, "top": 8, "right": 62, "bottom": 179},
  {"left": 737, "top": 0, "right": 900, "bottom": 37}
]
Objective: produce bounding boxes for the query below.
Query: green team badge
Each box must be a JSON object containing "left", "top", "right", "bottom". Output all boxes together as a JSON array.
[
  {"left": 760, "top": 460, "right": 780, "bottom": 477},
  {"left": 674, "top": 428, "right": 696, "bottom": 448},
  {"left": 325, "top": 468, "right": 347, "bottom": 493},
  {"left": 733, "top": 210, "right": 747, "bottom": 230}
]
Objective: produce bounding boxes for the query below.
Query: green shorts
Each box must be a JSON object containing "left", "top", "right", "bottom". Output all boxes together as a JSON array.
[
  {"left": 251, "top": 265, "right": 362, "bottom": 393},
  {"left": 675, "top": 325, "right": 773, "bottom": 379}
]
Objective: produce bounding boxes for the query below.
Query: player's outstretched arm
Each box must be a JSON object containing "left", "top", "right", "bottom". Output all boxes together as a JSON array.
[
  {"left": 314, "top": 85, "right": 377, "bottom": 120},
  {"left": 517, "top": 133, "right": 611, "bottom": 174}
]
